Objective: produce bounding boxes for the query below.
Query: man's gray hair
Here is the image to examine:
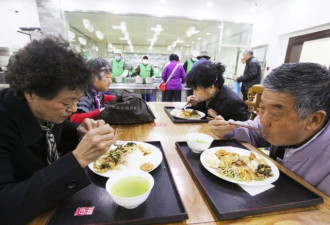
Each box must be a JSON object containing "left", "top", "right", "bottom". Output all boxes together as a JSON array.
[
  {"left": 262, "top": 62, "right": 330, "bottom": 122},
  {"left": 244, "top": 49, "right": 254, "bottom": 55}
]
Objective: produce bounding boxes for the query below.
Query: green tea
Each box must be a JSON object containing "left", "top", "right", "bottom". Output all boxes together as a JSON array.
[
  {"left": 193, "top": 139, "right": 208, "bottom": 143},
  {"left": 111, "top": 176, "right": 150, "bottom": 198}
]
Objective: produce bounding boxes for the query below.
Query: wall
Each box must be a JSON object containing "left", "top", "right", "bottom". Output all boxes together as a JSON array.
[
  {"left": 0, "top": 0, "right": 40, "bottom": 49},
  {"left": 251, "top": 0, "right": 330, "bottom": 74}
]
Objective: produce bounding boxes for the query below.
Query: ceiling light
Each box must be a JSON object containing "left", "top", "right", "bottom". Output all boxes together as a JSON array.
[
  {"left": 197, "top": 37, "right": 201, "bottom": 40},
  {"left": 78, "top": 37, "right": 86, "bottom": 45},
  {"left": 207, "top": 2, "right": 213, "bottom": 7},
  {"left": 206, "top": 33, "right": 210, "bottom": 35},
  {"left": 186, "top": 26, "right": 200, "bottom": 37},
  {"left": 160, "top": 0, "right": 166, "bottom": 2},
  {"left": 82, "top": 19, "right": 94, "bottom": 32},
  {"left": 96, "top": 31, "right": 104, "bottom": 40},
  {"left": 68, "top": 31, "right": 75, "bottom": 42},
  {"left": 250, "top": 2, "right": 258, "bottom": 11}
]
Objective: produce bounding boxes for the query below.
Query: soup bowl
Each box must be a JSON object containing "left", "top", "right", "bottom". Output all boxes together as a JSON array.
[
  {"left": 105, "top": 169, "right": 154, "bottom": 209},
  {"left": 186, "top": 132, "right": 213, "bottom": 153}
]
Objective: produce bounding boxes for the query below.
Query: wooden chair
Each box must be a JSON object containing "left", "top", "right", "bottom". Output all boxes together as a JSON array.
[{"left": 245, "top": 84, "right": 265, "bottom": 120}]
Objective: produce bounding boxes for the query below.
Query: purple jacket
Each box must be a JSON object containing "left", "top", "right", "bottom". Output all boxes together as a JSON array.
[
  {"left": 224, "top": 116, "right": 330, "bottom": 196},
  {"left": 162, "top": 61, "right": 186, "bottom": 90}
]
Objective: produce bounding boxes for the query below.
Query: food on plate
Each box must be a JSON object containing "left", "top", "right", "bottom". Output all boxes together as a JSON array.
[
  {"left": 171, "top": 108, "right": 202, "bottom": 119},
  {"left": 140, "top": 162, "right": 155, "bottom": 172},
  {"left": 203, "top": 149, "right": 273, "bottom": 182},
  {"left": 93, "top": 142, "right": 152, "bottom": 173}
]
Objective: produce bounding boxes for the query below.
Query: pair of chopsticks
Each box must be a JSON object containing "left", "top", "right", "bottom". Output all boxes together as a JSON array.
[{"left": 206, "top": 116, "right": 262, "bottom": 131}]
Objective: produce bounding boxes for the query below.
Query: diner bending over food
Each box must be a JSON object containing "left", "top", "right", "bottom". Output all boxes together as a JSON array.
[
  {"left": 70, "top": 58, "right": 115, "bottom": 124},
  {"left": 186, "top": 61, "right": 249, "bottom": 121},
  {"left": 0, "top": 36, "right": 116, "bottom": 225},
  {"left": 209, "top": 62, "right": 330, "bottom": 196}
]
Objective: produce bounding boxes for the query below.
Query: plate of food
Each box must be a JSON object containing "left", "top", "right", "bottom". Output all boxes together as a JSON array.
[
  {"left": 170, "top": 108, "right": 205, "bottom": 120},
  {"left": 200, "top": 146, "right": 279, "bottom": 186},
  {"left": 88, "top": 141, "right": 163, "bottom": 177}
]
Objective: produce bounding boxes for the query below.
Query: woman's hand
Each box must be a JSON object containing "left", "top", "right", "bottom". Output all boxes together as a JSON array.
[
  {"left": 73, "top": 124, "right": 115, "bottom": 168},
  {"left": 77, "top": 118, "right": 105, "bottom": 138},
  {"left": 208, "top": 115, "right": 236, "bottom": 138},
  {"left": 187, "top": 95, "right": 200, "bottom": 107},
  {"left": 207, "top": 109, "right": 218, "bottom": 118}
]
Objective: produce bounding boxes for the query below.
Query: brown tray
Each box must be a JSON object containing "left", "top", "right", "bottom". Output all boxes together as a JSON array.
[
  {"left": 164, "top": 106, "right": 209, "bottom": 123},
  {"left": 47, "top": 141, "right": 188, "bottom": 225},
  {"left": 175, "top": 139, "right": 323, "bottom": 220}
]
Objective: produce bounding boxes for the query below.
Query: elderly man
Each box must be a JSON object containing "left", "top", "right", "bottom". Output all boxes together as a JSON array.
[
  {"left": 209, "top": 62, "right": 330, "bottom": 196},
  {"left": 0, "top": 37, "right": 116, "bottom": 224},
  {"left": 234, "top": 49, "right": 261, "bottom": 101}
]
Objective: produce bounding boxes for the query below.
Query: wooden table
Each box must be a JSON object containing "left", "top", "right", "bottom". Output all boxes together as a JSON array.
[{"left": 28, "top": 102, "right": 330, "bottom": 225}]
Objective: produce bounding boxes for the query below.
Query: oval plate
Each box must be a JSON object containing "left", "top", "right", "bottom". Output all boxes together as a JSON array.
[
  {"left": 200, "top": 146, "right": 279, "bottom": 186},
  {"left": 170, "top": 108, "right": 205, "bottom": 120},
  {"left": 88, "top": 141, "right": 163, "bottom": 177}
]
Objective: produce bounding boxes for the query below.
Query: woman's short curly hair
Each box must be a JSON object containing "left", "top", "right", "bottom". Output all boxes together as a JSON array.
[
  {"left": 186, "top": 61, "right": 225, "bottom": 89},
  {"left": 6, "top": 36, "right": 92, "bottom": 100}
]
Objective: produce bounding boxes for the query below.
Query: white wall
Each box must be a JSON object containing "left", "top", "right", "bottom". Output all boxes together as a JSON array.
[
  {"left": 251, "top": 0, "right": 330, "bottom": 74},
  {"left": 0, "top": 0, "right": 40, "bottom": 50}
]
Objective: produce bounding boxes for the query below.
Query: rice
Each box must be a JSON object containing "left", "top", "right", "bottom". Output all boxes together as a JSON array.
[
  {"left": 204, "top": 154, "right": 220, "bottom": 168},
  {"left": 123, "top": 150, "right": 144, "bottom": 169}
]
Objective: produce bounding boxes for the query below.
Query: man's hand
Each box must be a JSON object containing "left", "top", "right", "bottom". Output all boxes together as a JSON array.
[
  {"left": 208, "top": 115, "right": 236, "bottom": 138},
  {"left": 73, "top": 124, "right": 115, "bottom": 168}
]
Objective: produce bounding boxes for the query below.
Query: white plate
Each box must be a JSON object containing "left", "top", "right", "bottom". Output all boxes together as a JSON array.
[
  {"left": 200, "top": 146, "right": 279, "bottom": 186},
  {"left": 170, "top": 108, "right": 205, "bottom": 120},
  {"left": 88, "top": 141, "right": 163, "bottom": 177}
]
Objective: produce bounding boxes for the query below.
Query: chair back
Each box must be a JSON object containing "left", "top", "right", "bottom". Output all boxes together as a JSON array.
[{"left": 245, "top": 84, "right": 264, "bottom": 120}]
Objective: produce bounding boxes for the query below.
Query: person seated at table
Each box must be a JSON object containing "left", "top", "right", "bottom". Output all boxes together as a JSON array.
[
  {"left": 208, "top": 62, "right": 330, "bottom": 196},
  {"left": 70, "top": 58, "right": 115, "bottom": 124},
  {"left": 186, "top": 61, "right": 249, "bottom": 121},
  {"left": 0, "top": 36, "right": 116, "bottom": 225}
]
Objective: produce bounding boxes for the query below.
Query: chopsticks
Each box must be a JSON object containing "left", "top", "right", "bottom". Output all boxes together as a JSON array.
[
  {"left": 228, "top": 122, "right": 262, "bottom": 131},
  {"left": 206, "top": 116, "right": 262, "bottom": 131}
]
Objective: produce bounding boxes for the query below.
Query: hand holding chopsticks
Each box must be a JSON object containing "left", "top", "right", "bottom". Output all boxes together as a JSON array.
[{"left": 208, "top": 115, "right": 262, "bottom": 139}]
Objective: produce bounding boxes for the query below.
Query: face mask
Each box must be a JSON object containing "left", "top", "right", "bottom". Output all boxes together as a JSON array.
[
  {"left": 115, "top": 56, "right": 121, "bottom": 61},
  {"left": 142, "top": 60, "right": 148, "bottom": 65},
  {"left": 192, "top": 57, "right": 197, "bottom": 61}
]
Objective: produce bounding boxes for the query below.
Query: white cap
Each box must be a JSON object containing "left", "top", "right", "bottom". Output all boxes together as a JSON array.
[{"left": 114, "top": 49, "right": 122, "bottom": 55}]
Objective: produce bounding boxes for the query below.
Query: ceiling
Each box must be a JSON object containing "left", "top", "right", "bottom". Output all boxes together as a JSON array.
[{"left": 63, "top": 0, "right": 285, "bottom": 58}]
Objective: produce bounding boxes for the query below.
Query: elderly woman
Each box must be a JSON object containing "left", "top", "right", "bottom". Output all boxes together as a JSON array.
[
  {"left": 209, "top": 62, "right": 330, "bottom": 196},
  {"left": 0, "top": 37, "right": 116, "bottom": 224},
  {"left": 161, "top": 53, "right": 186, "bottom": 101},
  {"left": 186, "top": 61, "right": 249, "bottom": 121},
  {"left": 70, "top": 58, "right": 115, "bottom": 124}
]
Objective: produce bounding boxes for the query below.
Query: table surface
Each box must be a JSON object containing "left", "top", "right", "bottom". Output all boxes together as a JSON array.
[{"left": 28, "top": 102, "right": 330, "bottom": 225}]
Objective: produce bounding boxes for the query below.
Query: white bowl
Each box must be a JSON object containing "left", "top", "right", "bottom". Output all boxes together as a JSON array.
[
  {"left": 173, "top": 102, "right": 187, "bottom": 109},
  {"left": 115, "top": 77, "right": 123, "bottom": 83},
  {"left": 186, "top": 133, "right": 213, "bottom": 153},
  {"left": 135, "top": 76, "right": 143, "bottom": 84},
  {"left": 105, "top": 169, "right": 154, "bottom": 209},
  {"left": 145, "top": 77, "right": 154, "bottom": 84}
]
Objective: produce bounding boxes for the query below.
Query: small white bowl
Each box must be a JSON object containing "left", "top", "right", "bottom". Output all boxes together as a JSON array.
[
  {"left": 115, "top": 76, "right": 123, "bottom": 83},
  {"left": 106, "top": 170, "right": 154, "bottom": 209},
  {"left": 173, "top": 102, "right": 187, "bottom": 109},
  {"left": 186, "top": 133, "right": 213, "bottom": 153}
]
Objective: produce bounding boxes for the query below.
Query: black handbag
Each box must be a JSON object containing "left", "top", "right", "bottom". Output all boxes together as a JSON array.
[{"left": 99, "top": 90, "right": 156, "bottom": 125}]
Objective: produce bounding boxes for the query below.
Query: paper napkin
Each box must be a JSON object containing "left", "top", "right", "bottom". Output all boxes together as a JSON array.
[{"left": 239, "top": 183, "right": 275, "bottom": 196}]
